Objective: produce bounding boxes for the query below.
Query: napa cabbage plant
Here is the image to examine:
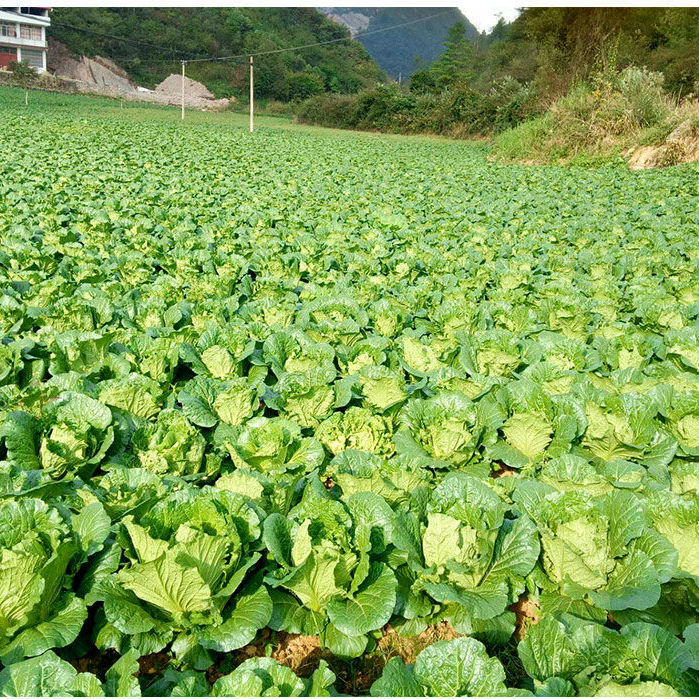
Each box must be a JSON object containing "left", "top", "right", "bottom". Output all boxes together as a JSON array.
[
  {"left": 263, "top": 477, "right": 397, "bottom": 657},
  {"left": 391, "top": 473, "right": 539, "bottom": 638},
  {"left": 517, "top": 615, "right": 696, "bottom": 696},
  {"left": 0, "top": 496, "right": 111, "bottom": 663},
  {"left": 1, "top": 393, "right": 114, "bottom": 480},
  {"left": 94, "top": 486, "right": 269, "bottom": 668},
  {"left": 513, "top": 483, "right": 680, "bottom": 618},
  {"left": 371, "top": 637, "right": 508, "bottom": 697}
]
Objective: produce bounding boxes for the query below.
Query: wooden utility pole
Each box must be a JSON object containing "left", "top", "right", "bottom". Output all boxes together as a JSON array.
[
  {"left": 249, "top": 55, "right": 254, "bottom": 133},
  {"left": 181, "top": 61, "right": 185, "bottom": 120}
]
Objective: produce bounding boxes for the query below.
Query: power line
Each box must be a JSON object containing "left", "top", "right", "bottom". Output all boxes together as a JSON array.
[
  {"left": 50, "top": 9, "right": 458, "bottom": 68},
  {"left": 184, "top": 9, "right": 456, "bottom": 64},
  {"left": 50, "top": 19, "right": 209, "bottom": 60}
]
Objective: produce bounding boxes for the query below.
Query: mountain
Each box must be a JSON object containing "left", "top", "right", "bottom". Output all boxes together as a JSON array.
[
  {"left": 48, "top": 7, "right": 384, "bottom": 100},
  {"left": 318, "top": 7, "right": 478, "bottom": 79}
]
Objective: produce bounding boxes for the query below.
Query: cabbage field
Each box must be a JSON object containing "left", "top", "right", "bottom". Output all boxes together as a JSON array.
[{"left": 0, "top": 89, "right": 697, "bottom": 697}]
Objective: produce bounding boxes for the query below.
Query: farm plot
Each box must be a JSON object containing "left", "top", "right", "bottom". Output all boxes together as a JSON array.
[{"left": 0, "top": 89, "right": 697, "bottom": 696}]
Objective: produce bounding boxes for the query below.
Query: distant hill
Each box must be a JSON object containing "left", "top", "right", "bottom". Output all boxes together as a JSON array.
[
  {"left": 318, "top": 7, "right": 478, "bottom": 78},
  {"left": 48, "top": 7, "right": 384, "bottom": 100}
]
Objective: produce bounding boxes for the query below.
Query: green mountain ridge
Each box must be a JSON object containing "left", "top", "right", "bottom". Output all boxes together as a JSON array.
[
  {"left": 48, "top": 7, "right": 384, "bottom": 100},
  {"left": 318, "top": 7, "right": 478, "bottom": 78}
]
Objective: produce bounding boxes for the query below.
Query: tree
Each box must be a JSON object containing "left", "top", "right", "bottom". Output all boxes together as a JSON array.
[
  {"left": 287, "top": 71, "right": 325, "bottom": 100},
  {"left": 436, "top": 22, "right": 474, "bottom": 86}
]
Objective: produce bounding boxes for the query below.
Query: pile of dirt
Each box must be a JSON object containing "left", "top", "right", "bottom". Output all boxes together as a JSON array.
[
  {"left": 46, "top": 40, "right": 232, "bottom": 111},
  {"left": 155, "top": 74, "right": 214, "bottom": 100},
  {"left": 152, "top": 73, "right": 230, "bottom": 110},
  {"left": 628, "top": 118, "right": 699, "bottom": 169}
]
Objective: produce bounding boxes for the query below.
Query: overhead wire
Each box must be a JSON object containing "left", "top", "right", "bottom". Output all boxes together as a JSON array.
[
  {"left": 50, "top": 9, "right": 459, "bottom": 67},
  {"left": 49, "top": 19, "right": 208, "bottom": 60},
  {"left": 184, "top": 9, "right": 457, "bottom": 64}
]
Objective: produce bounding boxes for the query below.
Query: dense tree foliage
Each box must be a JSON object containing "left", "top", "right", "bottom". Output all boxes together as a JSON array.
[
  {"left": 415, "top": 7, "right": 699, "bottom": 97},
  {"left": 48, "top": 7, "right": 384, "bottom": 99}
]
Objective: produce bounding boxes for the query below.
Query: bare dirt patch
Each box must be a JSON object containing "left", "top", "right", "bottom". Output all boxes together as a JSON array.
[
  {"left": 69, "top": 648, "right": 120, "bottom": 679},
  {"left": 491, "top": 463, "right": 517, "bottom": 478},
  {"left": 377, "top": 621, "right": 460, "bottom": 665},
  {"left": 510, "top": 596, "right": 540, "bottom": 640},
  {"left": 271, "top": 633, "right": 323, "bottom": 675},
  {"left": 137, "top": 651, "right": 170, "bottom": 677}
]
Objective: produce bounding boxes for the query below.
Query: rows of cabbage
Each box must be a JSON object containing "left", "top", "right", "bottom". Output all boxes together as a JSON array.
[{"left": 0, "top": 102, "right": 697, "bottom": 696}]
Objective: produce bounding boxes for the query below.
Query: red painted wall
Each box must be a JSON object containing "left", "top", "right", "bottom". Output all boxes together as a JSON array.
[{"left": 0, "top": 48, "right": 18, "bottom": 69}]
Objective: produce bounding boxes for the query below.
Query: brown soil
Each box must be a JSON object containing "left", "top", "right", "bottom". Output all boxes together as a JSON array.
[
  {"left": 137, "top": 651, "right": 170, "bottom": 677},
  {"left": 376, "top": 621, "right": 460, "bottom": 665},
  {"left": 155, "top": 74, "right": 215, "bottom": 100},
  {"left": 509, "top": 596, "right": 540, "bottom": 640},
  {"left": 69, "top": 648, "right": 120, "bottom": 679},
  {"left": 271, "top": 633, "right": 323, "bottom": 675},
  {"left": 491, "top": 463, "right": 517, "bottom": 478}
]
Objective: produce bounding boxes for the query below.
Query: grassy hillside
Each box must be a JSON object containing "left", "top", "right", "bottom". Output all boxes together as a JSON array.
[
  {"left": 318, "top": 7, "right": 478, "bottom": 79},
  {"left": 48, "top": 7, "right": 384, "bottom": 99}
]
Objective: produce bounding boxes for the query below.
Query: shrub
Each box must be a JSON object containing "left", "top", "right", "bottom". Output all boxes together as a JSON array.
[
  {"left": 7, "top": 60, "right": 37, "bottom": 84},
  {"left": 287, "top": 71, "right": 325, "bottom": 101},
  {"left": 493, "top": 65, "right": 682, "bottom": 164},
  {"left": 491, "top": 115, "right": 553, "bottom": 161},
  {"left": 613, "top": 66, "right": 669, "bottom": 125},
  {"left": 295, "top": 80, "right": 539, "bottom": 138}
]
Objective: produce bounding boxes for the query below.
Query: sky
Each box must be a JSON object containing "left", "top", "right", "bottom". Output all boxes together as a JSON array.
[{"left": 457, "top": 2, "right": 521, "bottom": 32}]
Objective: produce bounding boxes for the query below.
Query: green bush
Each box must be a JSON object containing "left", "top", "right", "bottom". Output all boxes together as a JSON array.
[
  {"left": 287, "top": 72, "right": 325, "bottom": 100},
  {"left": 7, "top": 60, "right": 37, "bottom": 84},
  {"left": 613, "top": 66, "right": 669, "bottom": 125},
  {"left": 492, "top": 65, "right": 682, "bottom": 164},
  {"left": 491, "top": 116, "right": 553, "bottom": 161},
  {"left": 296, "top": 78, "right": 538, "bottom": 138}
]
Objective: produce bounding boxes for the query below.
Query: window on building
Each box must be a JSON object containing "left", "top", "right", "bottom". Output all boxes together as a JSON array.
[
  {"left": 20, "top": 25, "right": 42, "bottom": 40},
  {"left": 0, "top": 23, "right": 17, "bottom": 38},
  {"left": 21, "top": 47, "right": 42, "bottom": 68}
]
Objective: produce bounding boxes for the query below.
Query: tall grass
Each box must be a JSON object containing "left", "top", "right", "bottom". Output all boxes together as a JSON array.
[{"left": 492, "top": 66, "right": 693, "bottom": 164}]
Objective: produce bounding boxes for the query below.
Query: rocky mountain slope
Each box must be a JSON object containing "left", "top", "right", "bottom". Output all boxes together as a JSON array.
[{"left": 318, "top": 7, "right": 477, "bottom": 78}]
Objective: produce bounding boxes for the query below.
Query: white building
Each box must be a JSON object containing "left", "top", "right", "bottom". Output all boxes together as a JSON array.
[{"left": 0, "top": 7, "right": 50, "bottom": 73}]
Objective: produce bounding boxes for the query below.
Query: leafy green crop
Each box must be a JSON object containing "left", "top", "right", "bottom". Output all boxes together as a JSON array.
[{"left": 0, "top": 89, "right": 697, "bottom": 696}]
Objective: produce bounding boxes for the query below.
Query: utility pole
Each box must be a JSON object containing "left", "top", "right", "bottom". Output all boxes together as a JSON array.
[
  {"left": 249, "top": 55, "right": 254, "bottom": 133},
  {"left": 181, "top": 60, "right": 185, "bottom": 120}
]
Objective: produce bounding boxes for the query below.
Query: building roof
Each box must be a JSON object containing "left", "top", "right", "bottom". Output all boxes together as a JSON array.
[{"left": 0, "top": 9, "right": 50, "bottom": 26}]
